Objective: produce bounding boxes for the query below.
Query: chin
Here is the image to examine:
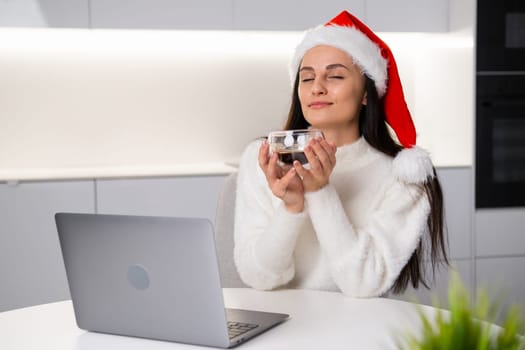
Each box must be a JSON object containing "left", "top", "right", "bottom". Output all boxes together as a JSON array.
[
  {"left": 304, "top": 115, "right": 329, "bottom": 127},
  {"left": 305, "top": 119, "right": 335, "bottom": 129}
]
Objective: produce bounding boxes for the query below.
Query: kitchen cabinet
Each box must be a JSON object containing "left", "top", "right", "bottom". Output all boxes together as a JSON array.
[
  {"left": 476, "top": 208, "right": 525, "bottom": 257},
  {"left": 391, "top": 259, "right": 472, "bottom": 308},
  {"left": 1, "top": 0, "right": 452, "bottom": 32},
  {"left": 0, "top": 0, "right": 89, "bottom": 27},
  {"left": 95, "top": 175, "right": 227, "bottom": 223},
  {"left": 88, "top": 0, "right": 448, "bottom": 32},
  {"left": 388, "top": 168, "right": 473, "bottom": 306},
  {"left": 437, "top": 167, "right": 473, "bottom": 259},
  {"left": 474, "top": 208, "right": 525, "bottom": 322},
  {"left": 89, "top": 0, "right": 233, "bottom": 30},
  {"left": 0, "top": 180, "right": 95, "bottom": 312},
  {"left": 232, "top": 0, "right": 364, "bottom": 30},
  {"left": 365, "top": 0, "right": 448, "bottom": 32},
  {"left": 476, "top": 257, "right": 525, "bottom": 323}
]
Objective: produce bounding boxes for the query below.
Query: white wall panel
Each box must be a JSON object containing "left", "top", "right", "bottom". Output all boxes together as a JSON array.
[
  {"left": 365, "top": 0, "right": 448, "bottom": 32},
  {"left": 0, "top": 180, "right": 95, "bottom": 312},
  {"left": 96, "top": 176, "right": 227, "bottom": 223},
  {"left": 438, "top": 168, "right": 473, "bottom": 259},
  {"left": 475, "top": 208, "right": 525, "bottom": 257},
  {"left": 233, "top": 0, "right": 364, "bottom": 30},
  {"left": 90, "top": 0, "right": 233, "bottom": 29},
  {"left": 449, "top": 0, "right": 475, "bottom": 34},
  {"left": 39, "top": 0, "right": 89, "bottom": 27},
  {"left": 476, "top": 257, "right": 525, "bottom": 323},
  {"left": 0, "top": 0, "right": 88, "bottom": 27},
  {"left": 0, "top": 0, "right": 48, "bottom": 26},
  {"left": 390, "top": 259, "right": 472, "bottom": 308}
]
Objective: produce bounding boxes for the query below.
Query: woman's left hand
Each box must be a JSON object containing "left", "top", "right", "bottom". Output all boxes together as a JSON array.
[{"left": 294, "top": 138, "right": 337, "bottom": 192}]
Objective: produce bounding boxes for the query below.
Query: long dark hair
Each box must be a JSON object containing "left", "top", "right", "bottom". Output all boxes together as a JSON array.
[{"left": 284, "top": 73, "right": 449, "bottom": 294}]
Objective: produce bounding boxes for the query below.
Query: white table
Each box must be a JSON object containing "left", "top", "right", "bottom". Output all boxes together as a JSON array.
[{"left": 0, "top": 288, "right": 442, "bottom": 349}]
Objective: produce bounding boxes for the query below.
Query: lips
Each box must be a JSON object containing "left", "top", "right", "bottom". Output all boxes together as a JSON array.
[{"left": 308, "top": 101, "right": 333, "bottom": 109}]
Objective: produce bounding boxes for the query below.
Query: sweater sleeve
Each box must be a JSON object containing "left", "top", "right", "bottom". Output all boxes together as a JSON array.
[
  {"left": 233, "top": 140, "right": 307, "bottom": 290},
  {"left": 305, "top": 179, "right": 430, "bottom": 297}
]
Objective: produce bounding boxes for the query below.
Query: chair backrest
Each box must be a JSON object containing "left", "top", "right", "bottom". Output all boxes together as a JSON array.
[{"left": 214, "top": 172, "right": 247, "bottom": 288}]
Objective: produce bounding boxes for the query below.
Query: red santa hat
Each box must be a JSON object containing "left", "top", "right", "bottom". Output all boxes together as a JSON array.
[
  {"left": 291, "top": 10, "right": 434, "bottom": 183},
  {"left": 291, "top": 10, "right": 415, "bottom": 148}
]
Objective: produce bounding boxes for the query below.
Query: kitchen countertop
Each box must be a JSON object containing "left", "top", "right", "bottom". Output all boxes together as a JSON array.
[
  {"left": 0, "top": 161, "right": 471, "bottom": 183},
  {"left": 0, "top": 162, "right": 239, "bottom": 182}
]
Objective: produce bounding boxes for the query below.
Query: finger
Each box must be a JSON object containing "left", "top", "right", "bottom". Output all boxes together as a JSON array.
[
  {"left": 274, "top": 166, "right": 297, "bottom": 198},
  {"left": 304, "top": 144, "right": 322, "bottom": 173},
  {"left": 267, "top": 152, "right": 282, "bottom": 182},
  {"left": 318, "top": 140, "right": 336, "bottom": 166},
  {"left": 281, "top": 166, "right": 298, "bottom": 185},
  {"left": 293, "top": 160, "right": 310, "bottom": 181},
  {"left": 311, "top": 141, "right": 331, "bottom": 168},
  {"left": 258, "top": 141, "right": 270, "bottom": 167}
]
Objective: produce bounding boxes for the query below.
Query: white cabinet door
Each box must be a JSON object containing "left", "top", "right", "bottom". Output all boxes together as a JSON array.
[
  {"left": 2, "top": 0, "right": 457, "bottom": 31},
  {"left": 475, "top": 208, "right": 525, "bottom": 257},
  {"left": 96, "top": 175, "right": 227, "bottom": 223},
  {"left": 0, "top": 180, "right": 95, "bottom": 312},
  {"left": 437, "top": 167, "right": 473, "bottom": 260},
  {"left": 389, "top": 168, "right": 473, "bottom": 307},
  {"left": 389, "top": 259, "right": 472, "bottom": 308},
  {"left": 233, "top": 0, "right": 365, "bottom": 30},
  {"left": 0, "top": 0, "right": 89, "bottom": 27},
  {"left": 476, "top": 257, "right": 525, "bottom": 324},
  {"left": 365, "top": 0, "right": 448, "bottom": 32},
  {"left": 90, "top": 0, "right": 233, "bottom": 29}
]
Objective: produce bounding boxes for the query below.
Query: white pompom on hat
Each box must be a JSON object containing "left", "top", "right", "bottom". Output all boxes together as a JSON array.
[{"left": 290, "top": 10, "right": 434, "bottom": 183}]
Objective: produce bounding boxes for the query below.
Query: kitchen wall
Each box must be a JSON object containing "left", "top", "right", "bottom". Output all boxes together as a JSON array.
[{"left": 0, "top": 29, "right": 473, "bottom": 178}]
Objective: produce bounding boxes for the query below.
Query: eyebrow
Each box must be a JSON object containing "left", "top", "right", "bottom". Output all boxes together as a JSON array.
[{"left": 299, "top": 63, "right": 350, "bottom": 72}]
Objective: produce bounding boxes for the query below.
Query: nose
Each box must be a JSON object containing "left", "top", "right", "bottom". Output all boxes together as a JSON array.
[{"left": 311, "top": 78, "right": 327, "bottom": 95}]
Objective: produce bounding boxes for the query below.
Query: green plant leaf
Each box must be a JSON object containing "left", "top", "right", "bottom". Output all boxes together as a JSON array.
[{"left": 397, "top": 271, "right": 525, "bottom": 350}]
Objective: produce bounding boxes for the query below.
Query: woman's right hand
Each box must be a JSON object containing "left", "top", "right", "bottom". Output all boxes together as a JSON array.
[{"left": 258, "top": 141, "right": 305, "bottom": 213}]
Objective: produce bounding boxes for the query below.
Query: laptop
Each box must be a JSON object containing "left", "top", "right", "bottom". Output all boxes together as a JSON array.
[{"left": 55, "top": 212, "right": 289, "bottom": 348}]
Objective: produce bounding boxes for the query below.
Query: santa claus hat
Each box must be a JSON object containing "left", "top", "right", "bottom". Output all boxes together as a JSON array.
[{"left": 291, "top": 10, "right": 434, "bottom": 183}]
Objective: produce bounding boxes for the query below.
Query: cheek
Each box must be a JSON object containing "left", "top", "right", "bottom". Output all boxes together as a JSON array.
[
  {"left": 297, "top": 87, "right": 309, "bottom": 108},
  {"left": 338, "top": 84, "right": 365, "bottom": 104},
  {"left": 297, "top": 85, "right": 307, "bottom": 100},
  {"left": 333, "top": 89, "right": 365, "bottom": 117}
]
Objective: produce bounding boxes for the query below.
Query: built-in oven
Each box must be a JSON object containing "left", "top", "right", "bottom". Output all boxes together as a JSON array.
[
  {"left": 476, "top": 0, "right": 525, "bottom": 208},
  {"left": 477, "top": 0, "right": 525, "bottom": 71},
  {"left": 476, "top": 74, "right": 525, "bottom": 208}
]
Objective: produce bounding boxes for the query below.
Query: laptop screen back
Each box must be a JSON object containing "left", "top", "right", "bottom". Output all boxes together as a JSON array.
[{"left": 56, "top": 213, "right": 230, "bottom": 348}]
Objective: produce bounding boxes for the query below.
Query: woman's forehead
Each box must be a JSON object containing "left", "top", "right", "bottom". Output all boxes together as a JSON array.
[{"left": 300, "top": 45, "right": 356, "bottom": 68}]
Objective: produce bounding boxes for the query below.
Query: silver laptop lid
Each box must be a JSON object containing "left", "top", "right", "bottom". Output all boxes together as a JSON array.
[{"left": 56, "top": 213, "right": 231, "bottom": 348}]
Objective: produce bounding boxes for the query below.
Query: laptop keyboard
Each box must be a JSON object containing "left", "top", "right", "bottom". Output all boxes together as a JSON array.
[{"left": 227, "top": 321, "right": 259, "bottom": 339}]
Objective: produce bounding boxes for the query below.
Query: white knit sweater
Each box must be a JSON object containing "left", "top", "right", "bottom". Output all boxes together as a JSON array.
[{"left": 233, "top": 137, "right": 432, "bottom": 297}]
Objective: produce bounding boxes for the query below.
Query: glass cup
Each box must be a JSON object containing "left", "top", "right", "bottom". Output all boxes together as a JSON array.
[{"left": 267, "top": 129, "right": 324, "bottom": 166}]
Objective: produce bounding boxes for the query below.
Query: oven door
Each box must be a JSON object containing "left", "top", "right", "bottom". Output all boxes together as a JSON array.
[
  {"left": 477, "top": 0, "right": 525, "bottom": 71},
  {"left": 476, "top": 75, "right": 525, "bottom": 208}
]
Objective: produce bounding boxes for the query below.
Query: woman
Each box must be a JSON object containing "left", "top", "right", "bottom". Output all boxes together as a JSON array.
[{"left": 233, "top": 10, "right": 448, "bottom": 297}]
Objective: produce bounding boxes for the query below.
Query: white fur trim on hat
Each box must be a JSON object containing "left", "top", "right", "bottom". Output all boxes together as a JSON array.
[
  {"left": 290, "top": 25, "right": 388, "bottom": 97},
  {"left": 392, "top": 147, "right": 435, "bottom": 184}
]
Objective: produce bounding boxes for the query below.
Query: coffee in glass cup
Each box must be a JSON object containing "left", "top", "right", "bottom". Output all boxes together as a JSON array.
[{"left": 267, "top": 129, "right": 324, "bottom": 166}]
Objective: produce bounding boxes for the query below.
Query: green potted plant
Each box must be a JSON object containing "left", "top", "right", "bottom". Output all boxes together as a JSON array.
[{"left": 399, "top": 272, "right": 525, "bottom": 349}]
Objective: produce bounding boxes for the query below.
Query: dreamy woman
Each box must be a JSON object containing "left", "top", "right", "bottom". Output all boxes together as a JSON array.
[{"left": 234, "top": 10, "right": 448, "bottom": 297}]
